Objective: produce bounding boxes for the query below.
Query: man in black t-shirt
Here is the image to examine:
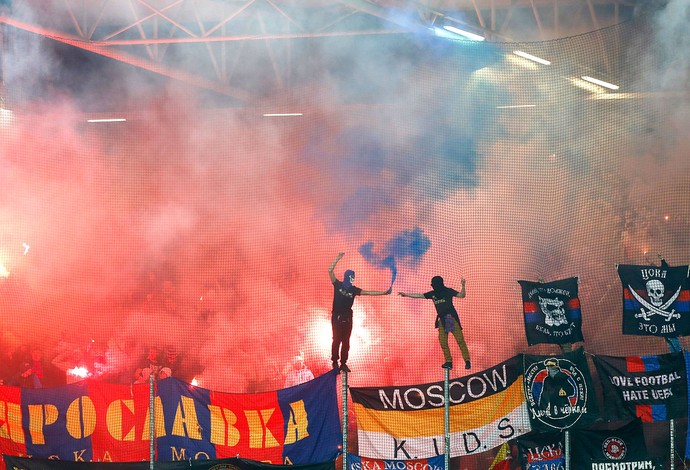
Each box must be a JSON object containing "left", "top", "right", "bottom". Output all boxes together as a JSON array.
[
  {"left": 399, "top": 275, "right": 471, "bottom": 370},
  {"left": 329, "top": 252, "right": 391, "bottom": 373}
]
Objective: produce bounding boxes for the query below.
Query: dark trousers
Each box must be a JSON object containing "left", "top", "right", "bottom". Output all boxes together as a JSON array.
[{"left": 331, "top": 320, "right": 353, "bottom": 365}]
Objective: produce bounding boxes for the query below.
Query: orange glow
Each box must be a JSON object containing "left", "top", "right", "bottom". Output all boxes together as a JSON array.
[{"left": 308, "top": 305, "right": 373, "bottom": 362}]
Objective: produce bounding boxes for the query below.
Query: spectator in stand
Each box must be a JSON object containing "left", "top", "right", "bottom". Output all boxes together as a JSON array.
[
  {"left": 158, "top": 367, "right": 173, "bottom": 380},
  {"left": 52, "top": 347, "right": 88, "bottom": 384},
  {"left": 284, "top": 353, "right": 314, "bottom": 388},
  {"left": 5, "top": 362, "right": 40, "bottom": 388},
  {"left": 10, "top": 344, "right": 30, "bottom": 373},
  {"left": 102, "top": 338, "right": 133, "bottom": 384},
  {"left": 133, "top": 346, "right": 162, "bottom": 384},
  {"left": 161, "top": 345, "right": 182, "bottom": 378},
  {"left": 29, "top": 347, "right": 61, "bottom": 388},
  {"left": 0, "top": 340, "right": 14, "bottom": 385}
]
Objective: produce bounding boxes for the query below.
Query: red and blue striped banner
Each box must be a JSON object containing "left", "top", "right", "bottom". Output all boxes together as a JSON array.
[
  {"left": 0, "top": 370, "right": 340, "bottom": 467},
  {"left": 518, "top": 277, "right": 583, "bottom": 346}
]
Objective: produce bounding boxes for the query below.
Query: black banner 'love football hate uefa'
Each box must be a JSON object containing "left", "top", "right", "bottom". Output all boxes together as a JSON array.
[
  {"left": 516, "top": 431, "right": 565, "bottom": 470},
  {"left": 519, "top": 277, "right": 583, "bottom": 346},
  {"left": 1, "top": 456, "right": 335, "bottom": 470},
  {"left": 569, "top": 419, "right": 649, "bottom": 469},
  {"left": 522, "top": 347, "right": 596, "bottom": 432},
  {"left": 592, "top": 352, "right": 687, "bottom": 422},
  {"left": 617, "top": 264, "right": 690, "bottom": 337}
]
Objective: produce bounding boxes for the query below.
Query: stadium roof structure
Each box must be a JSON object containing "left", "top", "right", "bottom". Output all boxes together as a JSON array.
[{"left": 0, "top": 0, "right": 656, "bottom": 108}]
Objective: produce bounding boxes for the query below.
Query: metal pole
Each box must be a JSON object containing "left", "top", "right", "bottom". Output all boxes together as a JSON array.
[
  {"left": 444, "top": 368, "right": 450, "bottom": 470},
  {"left": 665, "top": 337, "right": 679, "bottom": 469},
  {"left": 670, "top": 419, "right": 675, "bottom": 469},
  {"left": 342, "top": 371, "right": 348, "bottom": 470},
  {"left": 564, "top": 430, "right": 570, "bottom": 470},
  {"left": 149, "top": 374, "right": 155, "bottom": 470}
]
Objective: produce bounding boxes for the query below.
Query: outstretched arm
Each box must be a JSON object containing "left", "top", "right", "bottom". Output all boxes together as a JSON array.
[
  {"left": 328, "top": 252, "right": 344, "bottom": 283},
  {"left": 361, "top": 287, "right": 392, "bottom": 296},
  {"left": 455, "top": 278, "right": 466, "bottom": 298},
  {"left": 398, "top": 292, "right": 425, "bottom": 298}
]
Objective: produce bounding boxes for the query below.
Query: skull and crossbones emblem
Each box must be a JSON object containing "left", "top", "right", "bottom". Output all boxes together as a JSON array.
[{"left": 630, "top": 280, "right": 682, "bottom": 321}]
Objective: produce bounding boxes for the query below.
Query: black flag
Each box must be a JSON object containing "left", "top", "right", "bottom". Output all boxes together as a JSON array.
[
  {"left": 519, "top": 277, "right": 583, "bottom": 346},
  {"left": 617, "top": 264, "right": 690, "bottom": 337},
  {"left": 570, "top": 420, "right": 653, "bottom": 468},
  {"left": 592, "top": 352, "right": 687, "bottom": 422},
  {"left": 522, "top": 347, "right": 596, "bottom": 432}
]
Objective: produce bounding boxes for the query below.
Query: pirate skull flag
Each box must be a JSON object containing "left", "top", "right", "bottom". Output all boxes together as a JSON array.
[
  {"left": 617, "top": 264, "right": 690, "bottom": 337},
  {"left": 518, "top": 277, "right": 583, "bottom": 346}
]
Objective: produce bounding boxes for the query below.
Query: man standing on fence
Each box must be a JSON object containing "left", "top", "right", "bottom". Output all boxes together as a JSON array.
[
  {"left": 399, "top": 276, "right": 471, "bottom": 370},
  {"left": 329, "top": 252, "right": 391, "bottom": 373}
]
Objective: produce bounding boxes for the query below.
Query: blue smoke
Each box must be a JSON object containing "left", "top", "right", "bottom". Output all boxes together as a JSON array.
[{"left": 359, "top": 228, "right": 431, "bottom": 287}]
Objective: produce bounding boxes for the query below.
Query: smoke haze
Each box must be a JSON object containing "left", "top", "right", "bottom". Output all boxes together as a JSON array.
[{"left": 0, "top": 1, "right": 688, "bottom": 394}]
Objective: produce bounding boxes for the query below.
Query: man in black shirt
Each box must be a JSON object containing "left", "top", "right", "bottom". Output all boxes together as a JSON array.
[
  {"left": 399, "top": 275, "right": 471, "bottom": 370},
  {"left": 329, "top": 252, "right": 391, "bottom": 373}
]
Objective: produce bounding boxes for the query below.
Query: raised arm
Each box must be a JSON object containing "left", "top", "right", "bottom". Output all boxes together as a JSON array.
[
  {"left": 398, "top": 292, "right": 425, "bottom": 298},
  {"left": 455, "top": 278, "right": 466, "bottom": 298},
  {"left": 328, "top": 252, "right": 344, "bottom": 283},
  {"left": 361, "top": 287, "right": 392, "bottom": 296}
]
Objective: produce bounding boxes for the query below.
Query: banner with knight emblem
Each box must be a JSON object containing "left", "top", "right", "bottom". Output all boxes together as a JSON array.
[
  {"left": 617, "top": 264, "right": 690, "bottom": 337},
  {"left": 518, "top": 277, "right": 583, "bottom": 346},
  {"left": 516, "top": 431, "right": 565, "bottom": 470},
  {"left": 592, "top": 352, "right": 687, "bottom": 422},
  {"left": 522, "top": 347, "right": 596, "bottom": 432}
]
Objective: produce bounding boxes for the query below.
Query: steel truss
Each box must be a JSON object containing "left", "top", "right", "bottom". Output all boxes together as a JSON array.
[{"left": 0, "top": 0, "right": 648, "bottom": 104}]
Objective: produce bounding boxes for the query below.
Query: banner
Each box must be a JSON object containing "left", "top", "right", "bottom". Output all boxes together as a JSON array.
[
  {"left": 617, "top": 264, "right": 690, "bottom": 337},
  {"left": 2, "top": 455, "right": 335, "bottom": 470},
  {"left": 592, "top": 352, "right": 687, "bottom": 422},
  {"left": 518, "top": 277, "right": 583, "bottom": 346},
  {"left": 347, "top": 453, "right": 444, "bottom": 470},
  {"left": 516, "top": 431, "right": 565, "bottom": 470},
  {"left": 350, "top": 356, "right": 531, "bottom": 459},
  {"left": 569, "top": 420, "right": 650, "bottom": 469},
  {"left": 522, "top": 347, "right": 596, "bottom": 431},
  {"left": 487, "top": 442, "right": 511, "bottom": 470},
  {"left": 0, "top": 370, "right": 340, "bottom": 466}
]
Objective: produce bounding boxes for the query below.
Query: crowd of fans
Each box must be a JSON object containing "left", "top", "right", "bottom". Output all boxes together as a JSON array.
[
  {"left": 0, "top": 337, "right": 203, "bottom": 388},
  {"left": 0, "top": 268, "right": 320, "bottom": 391},
  {"left": 0, "top": 337, "right": 320, "bottom": 390}
]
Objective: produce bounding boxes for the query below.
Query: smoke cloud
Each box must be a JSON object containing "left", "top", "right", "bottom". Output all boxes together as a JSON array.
[{"left": 0, "top": 2, "right": 688, "bottom": 396}]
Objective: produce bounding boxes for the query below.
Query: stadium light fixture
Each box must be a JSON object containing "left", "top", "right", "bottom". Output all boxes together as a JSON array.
[
  {"left": 496, "top": 104, "right": 536, "bottom": 109},
  {"left": 441, "top": 25, "right": 485, "bottom": 41},
  {"left": 513, "top": 50, "right": 551, "bottom": 65},
  {"left": 581, "top": 76, "right": 619, "bottom": 90}
]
